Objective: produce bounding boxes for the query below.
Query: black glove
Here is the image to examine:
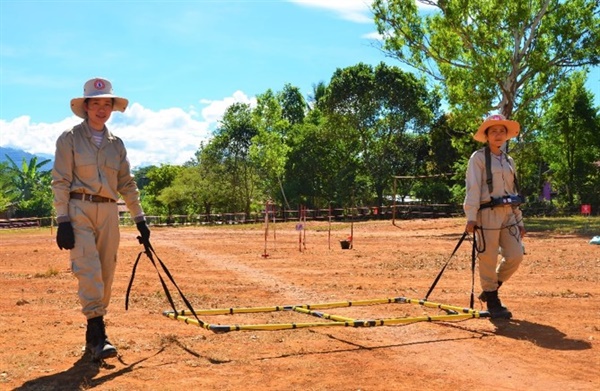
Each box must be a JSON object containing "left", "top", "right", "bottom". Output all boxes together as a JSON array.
[
  {"left": 56, "top": 222, "right": 75, "bottom": 250},
  {"left": 136, "top": 221, "right": 151, "bottom": 246}
]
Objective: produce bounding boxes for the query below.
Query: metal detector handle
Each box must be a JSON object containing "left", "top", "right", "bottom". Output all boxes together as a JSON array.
[
  {"left": 126, "top": 239, "right": 205, "bottom": 326},
  {"left": 424, "top": 231, "right": 468, "bottom": 301}
]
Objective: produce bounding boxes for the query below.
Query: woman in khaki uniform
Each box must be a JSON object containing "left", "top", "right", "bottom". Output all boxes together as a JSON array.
[
  {"left": 52, "top": 78, "right": 150, "bottom": 361},
  {"left": 463, "top": 114, "right": 526, "bottom": 319}
]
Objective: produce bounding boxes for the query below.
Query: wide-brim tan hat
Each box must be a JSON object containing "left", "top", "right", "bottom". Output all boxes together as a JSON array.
[
  {"left": 474, "top": 114, "right": 520, "bottom": 143},
  {"left": 70, "top": 78, "right": 129, "bottom": 119}
]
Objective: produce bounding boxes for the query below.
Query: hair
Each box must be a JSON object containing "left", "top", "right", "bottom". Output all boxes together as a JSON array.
[
  {"left": 484, "top": 125, "right": 507, "bottom": 136},
  {"left": 84, "top": 98, "right": 115, "bottom": 106}
]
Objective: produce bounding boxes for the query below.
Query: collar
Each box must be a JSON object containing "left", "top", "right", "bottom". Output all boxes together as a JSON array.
[{"left": 81, "top": 120, "right": 116, "bottom": 141}]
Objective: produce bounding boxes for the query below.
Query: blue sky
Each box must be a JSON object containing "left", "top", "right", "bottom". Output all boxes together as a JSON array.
[{"left": 1, "top": 0, "right": 598, "bottom": 168}]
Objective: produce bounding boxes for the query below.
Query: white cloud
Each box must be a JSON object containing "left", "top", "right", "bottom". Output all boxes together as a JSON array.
[
  {"left": 199, "top": 90, "right": 257, "bottom": 124},
  {"left": 362, "top": 31, "right": 383, "bottom": 41},
  {"left": 289, "top": 0, "right": 439, "bottom": 23},
  {"left": 111, "top": 103, "right": 211, "bottom": 168},
  {"left": 0, "top": 115, "right": 79, "bottom": 158},
  {"left": 289, "top": 0, "right": 373, "bottom": 23},
  {"left": 0, "top": 91, "right": 256, "bottom": 169}
]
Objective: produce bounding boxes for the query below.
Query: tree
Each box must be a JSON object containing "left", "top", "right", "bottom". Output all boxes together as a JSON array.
[
  {"left": 426, "top": 114, "right": 473, "bottom": 203},
  {"left": 308, "top": 81, "right": 328, "bottom": 111},
  {"left": 133, "top": 165, "right": 155, "bottom": 191},
  {"left": 193, "top": 141, "right": 244, "bottom": 215},
  {"left": 5, "top": 156, "right": 51, "bottom": 200},
  {"left": 3, "top": 156, "right": 52, "bottom": 217},
  {"left": 372, "top": 0, "right": 600, "bottom": 128},
  {"left": 427, "top": 114, "right": 463, "bottom": 175},
  {"left": 539, "top": 72, "right": 600, "bottom": 208},
  {"left": 0, "top": 162, "right": 18, "bottom": 214},
  {"left": 212, "top": 102, "right": 261, "bottom": 214},
  {"left": 321, "top": 62, "right": 438, "bottom": 207},
  {"left": 251, "top": 89, "right": 293, "bottom": 207},
  {"left": 284, "top": 120, "right": 359, "bottom": 209},
  {"left": 15, "top": 177, "right": 53, "bottom": 218},
  {"left": 278, "top": 83, "right": 307, "bottom": 125},
  {"left": 158, "top": 163, "right": 227, "bottom": 217},
  {"left": 142, "top": 164, "right": 184, "bottom": 216}
]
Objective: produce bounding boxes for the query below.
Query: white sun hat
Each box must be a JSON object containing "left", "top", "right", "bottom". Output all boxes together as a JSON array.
[{"left": 70, "top": 78, "right": 129, "bottom": 119}]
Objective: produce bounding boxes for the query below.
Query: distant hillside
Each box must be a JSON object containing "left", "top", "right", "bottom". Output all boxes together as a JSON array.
[{"left": 0, "top": 147, "right": 54, "bottom": 169}]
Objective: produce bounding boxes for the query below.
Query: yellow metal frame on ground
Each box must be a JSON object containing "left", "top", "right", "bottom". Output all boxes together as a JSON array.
[{"left": 162, "top": 296, "right": 490, "bottom": 333}]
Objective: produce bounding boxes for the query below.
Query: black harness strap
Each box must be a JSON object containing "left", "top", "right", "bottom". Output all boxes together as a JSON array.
[
  {"left": 485, "top": 146, "right": 494, "bottom": 195},
  {"left": 424, "top": 232, "right": 468, "bottom": 301},
  {"left": 126, "top": 240, "right": 204, "bottom": 326},
  {"left": 485, "top": 146, "right": 521, "bottom": 195},
  {"left": 424, "top": 230, "right": 479, "bottom": 309}
]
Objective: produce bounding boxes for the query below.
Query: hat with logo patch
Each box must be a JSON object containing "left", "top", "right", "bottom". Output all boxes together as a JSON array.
[{"left": 70, "top": 78, "right": 129, "bottom": 119}]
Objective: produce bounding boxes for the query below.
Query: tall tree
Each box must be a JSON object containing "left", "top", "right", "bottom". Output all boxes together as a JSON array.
[
  {"left": 540, "top": 72, "right": 600, "bottom": 207},
  {"left": 250, "top": 89, "right": 293, "bottom": 208},
  {"left": 308, "top": 81, "right": 328, "bottom": 111},
  {"left": 142, "top": 164, "right": 184, "bottom": 216},
  {"left": 321, "top": 62, "right": 438, "bottom": 207},
  {"left": 277, "top": 83, "right": 307, "bottom": 125},
  {"left": 372, "top": 0, "right": 600, "bottom": 128},
  {"left": 284, "top": 120, "right": 359, "bottom": 209},
  {"left": 192, "top": 142, "right": 232, "bottom": 215},
  {"left": 212, "top": 102, "right": 260, "bottom": 214}
]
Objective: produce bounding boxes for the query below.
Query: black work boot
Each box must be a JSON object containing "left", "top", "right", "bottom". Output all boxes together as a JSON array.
[
  {"left": 87, "top": 316, "right": 118, "bottom": 361},
  {"left": 84, "top": 323, "right": 93, "bottom": 356},
  {"left": 483, "top": 290, "right": 512, "bottom": 319},
  {"left": 478, "top": 281, "right": 503, "bottom": 302}
]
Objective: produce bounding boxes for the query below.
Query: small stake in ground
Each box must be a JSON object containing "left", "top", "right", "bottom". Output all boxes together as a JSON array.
[{"left": 262, "top": 200, "right": 271, "bottom": 258}]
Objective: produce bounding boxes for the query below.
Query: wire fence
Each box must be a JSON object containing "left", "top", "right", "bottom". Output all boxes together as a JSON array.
[
  {"left": 1, "top": 202, "right": 592, "bottom": 229},
  {"left": 134, "top": 203, "right": 462, "bottom": 227},
  {"left": 0, "top": 203, "right": 462, "bottom": 229}
]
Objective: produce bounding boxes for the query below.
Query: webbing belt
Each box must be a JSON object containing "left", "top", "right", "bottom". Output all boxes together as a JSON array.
[{"left": 126, "top": 239, "right": 204, "bottom": 326}]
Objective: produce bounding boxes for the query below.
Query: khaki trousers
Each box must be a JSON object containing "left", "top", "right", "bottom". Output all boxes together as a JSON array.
[
  {"left": 69, "top": 199, "right": 120, "bottom": 319},
  {"left": 476, "top": 206, "right": 523, "bottom": 292}
]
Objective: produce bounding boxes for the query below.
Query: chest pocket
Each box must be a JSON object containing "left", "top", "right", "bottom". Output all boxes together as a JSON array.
[
  {"left": 73, "top": 153, "right": 99, "bottom": 183},
  {"left": 102, "top": 147, "right": 122, "bottom": 190}
]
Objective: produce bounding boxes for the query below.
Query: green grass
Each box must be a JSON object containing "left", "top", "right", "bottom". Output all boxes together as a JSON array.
[{"left": 525, "top": 216, "right": 599, "bottom": 235}]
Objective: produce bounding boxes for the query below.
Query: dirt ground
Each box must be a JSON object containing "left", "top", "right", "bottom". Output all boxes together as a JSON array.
[{"left": 1, "top": 218, "right": 599, "bottom": 391}]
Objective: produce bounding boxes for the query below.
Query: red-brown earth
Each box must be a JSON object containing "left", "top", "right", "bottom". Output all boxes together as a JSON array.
[{"left": 1, "top": 218, "right": 598, "bottom": 390}]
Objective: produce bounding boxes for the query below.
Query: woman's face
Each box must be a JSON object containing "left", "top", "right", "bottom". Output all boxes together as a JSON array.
[
  {"left": 486, "top": 125, "right": 508, "bottom": 148},
  {"left": 84, "top": 98, "right": 114, "bottom": 130}
]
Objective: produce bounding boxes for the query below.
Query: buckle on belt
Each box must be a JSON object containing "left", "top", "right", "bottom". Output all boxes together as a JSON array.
[{"left": 85, "top": 194, "right": 93, "bottom": 202}]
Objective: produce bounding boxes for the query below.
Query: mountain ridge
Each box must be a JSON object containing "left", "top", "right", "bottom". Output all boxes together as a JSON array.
[{"left": 0, "top": 147, "right": 54, "bottom": 169}]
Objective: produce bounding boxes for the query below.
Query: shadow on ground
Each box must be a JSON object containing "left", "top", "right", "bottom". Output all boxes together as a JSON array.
[
  {"left": 13, "top": 349, "right": 164, "bottom": 390},
  {"left": 491, "top": 318, "right": 592, "bottom": 350}
]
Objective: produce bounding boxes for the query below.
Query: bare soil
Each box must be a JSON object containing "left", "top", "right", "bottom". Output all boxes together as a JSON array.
[{"left": 1, "top": 218, "right": 599, "bottom": 391}]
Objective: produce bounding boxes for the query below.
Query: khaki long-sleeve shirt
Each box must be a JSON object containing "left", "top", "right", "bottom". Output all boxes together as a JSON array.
[
  {"left": 463, "top": 147, "right": 523, "bottom": 226},
  {"left": 51, "top": 121, "right": 144, "bottom": 222}
]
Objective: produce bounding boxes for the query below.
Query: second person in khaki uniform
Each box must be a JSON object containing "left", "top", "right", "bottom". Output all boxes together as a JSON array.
[{"left": 463, "top": 114, "right": 526, "bottom": 319}]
